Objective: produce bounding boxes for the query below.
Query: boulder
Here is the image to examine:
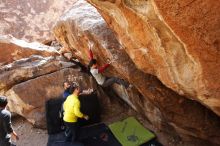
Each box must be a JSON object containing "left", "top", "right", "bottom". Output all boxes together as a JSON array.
[
  {"left": 0, "top": 53, "right": 82, "bottom": 127},
  {"left": 5, "top": 67, "right": 96, "bottom": 128},
  {"left": 0, "top": 36, "right": 59, "bottom": 66},
  {"left": 0, "top": 0, "right": 77, "bottom": 42},
  {"left": 53, "top": 0, "right": 220, "bottom": 145},
  {"left": 87, "top": 0, "right": 220, "bottom": 116},
  {"left": 0, "top": 32, "right": 102, "bottom": 129},
  {"left": 0, "top": 55, "right": 74, "bottom": 93}
]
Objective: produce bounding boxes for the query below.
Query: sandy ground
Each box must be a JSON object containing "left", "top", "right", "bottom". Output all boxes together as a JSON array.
[{"left": 12, "top": 117, "right": 48, "bottom": 146}]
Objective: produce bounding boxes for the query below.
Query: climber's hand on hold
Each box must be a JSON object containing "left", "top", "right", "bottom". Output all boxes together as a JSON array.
[
  {"left": 88, "top": 41, "right": 94, "bottom": 50},
  {"left": 107, "top": 58, "right": 113, "bottom": 64},
  {"left": 65, "top": 53, "right": 73, "bottom": 61}
]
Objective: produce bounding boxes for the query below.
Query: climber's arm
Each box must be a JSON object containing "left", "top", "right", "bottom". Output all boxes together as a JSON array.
[{"left": 98, "top": 63, "right": 110, "bottom": 73}]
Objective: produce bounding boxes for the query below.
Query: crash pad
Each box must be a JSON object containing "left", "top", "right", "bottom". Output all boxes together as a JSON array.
[
  {"left": 47, "top": 132, "right": 84, "bottom": 146},
  {"left": 109, "top": 117, "right": 155, "bottom": 146},
  {"left": 140, "top": 139, "right": 163, "bottom": 146},
  {"left": 48, "top": 123, "right": 121, "bottom": 146},
  {"left": 46, "top": 97, "right": 65, "bottom": 134},
  {"left": 79, "top": 123, "right": 121, "bottom": 146},
  {"left": 77, "top": 92, "right": 101, "bottom": 126}
]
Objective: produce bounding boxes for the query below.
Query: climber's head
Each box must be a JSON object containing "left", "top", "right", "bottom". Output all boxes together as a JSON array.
[
  {"left": 69, "top": 82, "right": 81, "bottom": 95},
  {"left": 0, "top": 96, "right": 8, "bottom": 108},
  {"left": 63, "top": 81, "right": 71, "bottom": 90},
  {"left": 88, "top": 59, "right": 97, "bottom": 69}
]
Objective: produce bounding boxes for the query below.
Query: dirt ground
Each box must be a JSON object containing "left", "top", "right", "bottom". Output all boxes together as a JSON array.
[{"left": 12, "top": 117, "right": 48, "bottom": 146}]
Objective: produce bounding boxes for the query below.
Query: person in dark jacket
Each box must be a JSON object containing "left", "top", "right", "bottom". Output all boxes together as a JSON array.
[
  {"left": 0, "top": 96, "right": 19, "bottom": 146},
  {"left": 63, "top": 81, "right": 71, "bottom": 99}
]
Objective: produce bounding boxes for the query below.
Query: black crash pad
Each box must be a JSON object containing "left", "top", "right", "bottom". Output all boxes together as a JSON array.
[
  {"left": 140, "top": 139, "right": 163, "bottom": 146},
  {"left": 48, "top": 123, "right": 121, "bottom": 146},
  {"left": 78, "top": 123, "right": 121, "bottom": 146},
  {"left": 46, "top": 97, "right": 65, "bottom": 134},
  {"left": 78, "top": 92, "right": 101, "bottom": 126},
  {"left": 47, "top": 132, "right": 84, "bottom": 146}
]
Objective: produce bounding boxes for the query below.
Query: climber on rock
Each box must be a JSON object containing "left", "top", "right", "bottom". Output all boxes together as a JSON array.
[
  {"left": 0, "top": 96, "right": 19, "bottom": 146},
  {"left": 87, "top": 44, "right": 131, "bottom": 88},
  {"left": 63, "top": 83, "right": 89, "bottom": 143}
]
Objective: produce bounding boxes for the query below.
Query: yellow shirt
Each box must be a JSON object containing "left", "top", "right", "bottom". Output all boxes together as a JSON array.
[{"left": 63, "top": 94, "right": 84, "bottom": 123}]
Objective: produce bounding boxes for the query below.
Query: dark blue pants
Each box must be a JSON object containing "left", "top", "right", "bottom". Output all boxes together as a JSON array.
[{"left": 64, "top": 122, "right": 78, "bottom": 142}]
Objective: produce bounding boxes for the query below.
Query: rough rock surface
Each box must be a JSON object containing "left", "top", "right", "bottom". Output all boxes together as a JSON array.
[
  {"left": 6, "top": 67, "right": 96, "bottom": 127},
  {"left": 0, "top": 36, "right": 59, "bottom": 66},
  {"left": 0, "top": 0, "right": 77, "bottom": 42},
  {"left": 87, "top": 0, "right": 220, "bottom": 116},
  {"left": 53, "top": 0, "right": 220, "bottom": 145},
  {"left": 0, "top": 53, "right": 81, "bottom": 127},
  {"left": 0, "top": 55, "right": 74, "bottom": 93}
]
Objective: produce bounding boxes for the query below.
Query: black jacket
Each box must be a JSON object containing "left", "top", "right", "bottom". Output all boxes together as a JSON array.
[{"left": 0, "top": 108, "right": 13, "bottom": 146}]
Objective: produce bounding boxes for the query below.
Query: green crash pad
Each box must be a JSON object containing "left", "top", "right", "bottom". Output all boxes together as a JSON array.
[{"left": 109, "top": 117, "right": 155, "bottom": 146}]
